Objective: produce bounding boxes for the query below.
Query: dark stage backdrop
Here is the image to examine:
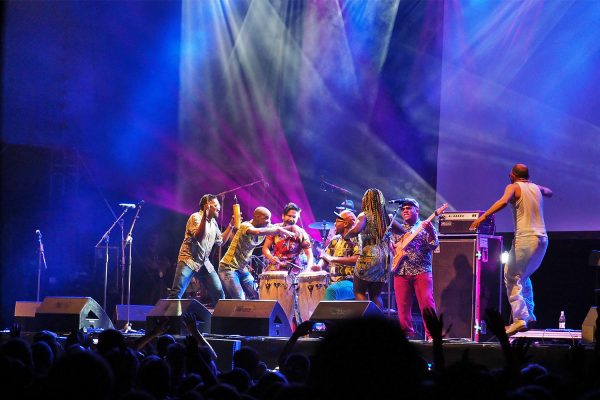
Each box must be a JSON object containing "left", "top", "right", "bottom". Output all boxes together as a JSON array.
[{"left": 1, "top": 1, "right": 598, "bottom": 328}]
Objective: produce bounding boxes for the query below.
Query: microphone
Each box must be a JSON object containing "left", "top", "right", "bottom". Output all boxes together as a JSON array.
[
  {"left": 388, "top": 198, "right": 408, "bottom": 204},
  {"left": 35, "top": 229, "right": 42, "bottom": 238},
  {"left": 119, "top": 203, "right": 137, "bottom": 208}
]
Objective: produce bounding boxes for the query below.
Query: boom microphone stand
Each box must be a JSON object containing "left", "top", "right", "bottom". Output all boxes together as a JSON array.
[
  {"left": 123, "top": 201, "right": 144, "bottom": 330},
  {"left": 95, "top": 207, "right": 130, "bottom": 311},
  {"left": 35, "top": 230, "right": 48, "bottom": 302},
  {"left": 383, "top": 206, "right": 402, "bottom": 320}
]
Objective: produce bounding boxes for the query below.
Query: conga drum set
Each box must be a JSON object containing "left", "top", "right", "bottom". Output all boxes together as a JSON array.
[{"left": 257, "top": 220, "right": 334, "bottom": 327}]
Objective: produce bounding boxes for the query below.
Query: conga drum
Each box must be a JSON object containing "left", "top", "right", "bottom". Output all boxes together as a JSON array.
[
  {"left": 258, "top": 271, "right": 294, "bottom": 323},
  {"left": 297, "top": 270, "right": 329, "bottom": 323}
]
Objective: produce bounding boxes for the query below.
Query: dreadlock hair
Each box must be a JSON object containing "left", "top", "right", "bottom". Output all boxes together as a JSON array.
[{"left": 361, "top": 188, "right": 390, "bottom": 243}]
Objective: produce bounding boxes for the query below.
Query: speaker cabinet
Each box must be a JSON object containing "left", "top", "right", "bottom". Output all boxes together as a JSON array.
[
  {"left": 14, "top": 301, "right": 42, "bottom": 332},
  {"left": 34, "top": 297, "right": 114, "bottom": 333},
  {"left": 146, "top": 299, "right": 212, "bottom": 335},
  {"left": 115, "top": 304, "right": 154, "bottom": 331},
  {"left": 211, "top": 300, "right": 291, "bottom": 337},
  {"left": 432, "top": 235, "right": 503, "bottom": 341},
  {"left": 310, "top": 301, "right": 382, "bottom": 322},
  {"left": 582, "top": 306, "right": 597, "bottom": 344}
]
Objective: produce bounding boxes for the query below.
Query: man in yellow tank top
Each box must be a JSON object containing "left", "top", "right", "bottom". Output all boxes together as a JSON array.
[{"left": 471, "top": 164, "right": 553, "bottom": 336}]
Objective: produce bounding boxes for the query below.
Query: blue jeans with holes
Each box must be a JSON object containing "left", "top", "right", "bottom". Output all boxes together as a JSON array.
[
  {"left": 218, "top": 268, "right": 258, "bottom": 300},
  {"left": 168, "top": 261, "right": 225, "bottom": 305}
]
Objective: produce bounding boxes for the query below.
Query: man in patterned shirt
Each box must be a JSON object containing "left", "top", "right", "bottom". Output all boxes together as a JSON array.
[
  {"left": 393, "top": 198, "right": 439, "bottom": 339},
  {"left": 317, "top": 210, "right": 359, "bottom": 300},
  {"left": 262, "top": 202, "right": 314, "bottom": 272},
  {"left": 219, "top": 207, "right": 294, "bottom": 299},
  {"left": 168, "top": 194, "right": 236, "bottom": 305}
]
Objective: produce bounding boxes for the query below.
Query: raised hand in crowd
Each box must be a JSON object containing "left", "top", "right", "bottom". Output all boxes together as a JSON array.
[
  {"left": 184, "top": 334, "right": 217, "bottom": 388},
  {"left": 422, "top": 308, "right": 449, "bottom": 371},
  {"left": 182, "top": 312, "right": 217, "bottom": 360},
  {"left": 133, "top": 317, "right": 170, "bottom": 351}
]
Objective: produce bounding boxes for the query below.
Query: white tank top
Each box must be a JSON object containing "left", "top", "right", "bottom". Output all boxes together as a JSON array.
[{"left": 511, "top": 182, "right": 547, "bottom": 237}]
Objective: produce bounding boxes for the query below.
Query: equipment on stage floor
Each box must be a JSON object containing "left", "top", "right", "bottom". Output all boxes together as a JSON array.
[
  {"left": 438, "top": 211, "right": 495, "bottom": 235},
  {"left": 146, "top": 299, "right": 212, "bottom": 335},
  {"left": 115, "top": 304, "right": 154, "bottom": 331},
  {"left": 211, "top": 299, "right": 292, "bottom": 337},
  {"left": 582, "top": 306, "right": 597, "bottom": 344},
  {"left": 34, "top": 297, "right": 114, "bottom": 333},
  {"left": 310, "top": 300, "right": 382, "bottom": 323},
  {"left": 14, "top": 301, "right": 42, "bottom": 331},
  {"left": 432, "top": 235, "right": 503, "bottom": 342}
]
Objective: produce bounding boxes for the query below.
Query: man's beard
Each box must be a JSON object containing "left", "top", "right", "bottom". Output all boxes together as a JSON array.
[{"left": 284, "top": 220, "right": 296, "bottom": 226}]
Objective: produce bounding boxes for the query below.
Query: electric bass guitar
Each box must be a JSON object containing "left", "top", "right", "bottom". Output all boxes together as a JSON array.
[{"left": 391, "top": 203, "right": 448, "bottom": 274}]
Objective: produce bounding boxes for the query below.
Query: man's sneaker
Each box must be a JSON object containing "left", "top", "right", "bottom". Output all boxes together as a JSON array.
[{"left": 505, "top": 320, "right": 528, "bottom": 336}]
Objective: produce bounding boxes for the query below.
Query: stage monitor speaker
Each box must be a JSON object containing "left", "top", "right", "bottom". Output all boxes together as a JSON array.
[
  {"left": 433, "top": 235, "right": 503, "bottom": 341},
  {"left": 34, "top": 297, "right": 114, "bottom": 333},
  {"left": 211, "top": 300, "right": 291, "bottom": 337},
  {"left": 14, "top": 301, "right": 42, "bottom": 332},
  {"left": 582, "top": 306, "right": 597, "bottom": 344},
  {"left": 115, "top": 304, "right": 154, "bottom": 331},
  {"left": 146, "top": 299, "right": 212, "bottom": 335},
  {"left": 310, "top": 301, "right": 382, "bottom": 322}
]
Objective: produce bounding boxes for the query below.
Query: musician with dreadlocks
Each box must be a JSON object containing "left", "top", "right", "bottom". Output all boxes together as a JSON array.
[{"left": 344, "top": 188, "right": 395, "bottom": 309}]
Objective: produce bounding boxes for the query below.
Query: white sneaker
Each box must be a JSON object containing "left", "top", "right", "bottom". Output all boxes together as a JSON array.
[{"left": 505, "top": 320, "right": 528, "bottom": 336}]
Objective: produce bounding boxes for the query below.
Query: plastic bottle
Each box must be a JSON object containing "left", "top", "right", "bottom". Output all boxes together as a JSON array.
[{"left": 559, "top": 310, "right": 566, "bottom": 329}]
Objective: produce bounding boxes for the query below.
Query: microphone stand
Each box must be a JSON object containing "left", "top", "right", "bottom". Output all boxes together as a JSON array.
[
  {"left": 383, "top": 206, "right": 402, "bottom": 320},
  {"left": 216, "top": 179, "right": 267, "bottom": 261},
  {"left": 36, "top": 233, "right": 48, "bottom": 302},
  {"left": 321, "top": 178, "right": 354, "bottom": 197},
  {"left": 123, "top": 202, "right": 144, "bottom": 331},
  {"left": 95, "top": 207, "right": 130, "bottom": 311}
]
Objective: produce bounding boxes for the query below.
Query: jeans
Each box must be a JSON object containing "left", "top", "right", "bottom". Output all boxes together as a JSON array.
[
  {"left": 168, "top": 261, "right": 225, "bottom": 305},
  {"left": 325, "top": 280, "right": 355, "bottom": 300},
  {"left": 505, "top": 235, "right": 548, "bottom": 323},
  {"left": 394, "top": 272, "right": 436, "bottom": 338},
  {"left": 218, "top": 268, "right": 258, "bottom": 300}
]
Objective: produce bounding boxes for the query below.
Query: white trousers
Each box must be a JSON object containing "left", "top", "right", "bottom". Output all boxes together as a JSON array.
[{"left": 505, "top": 235, "right": 548, "bottom": 323}]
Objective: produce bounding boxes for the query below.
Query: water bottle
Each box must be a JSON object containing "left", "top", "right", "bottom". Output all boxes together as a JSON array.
[{"left": 558, "top": 310, "right": 566, "bottom": 329}]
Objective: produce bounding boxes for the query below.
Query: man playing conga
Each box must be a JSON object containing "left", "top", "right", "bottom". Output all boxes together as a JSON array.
[
  {"left": 262, "top": 202, "right": 314, "bottom": 272},
  {"left": 317, "top": 210, "right": 359, "bottom": 300}
]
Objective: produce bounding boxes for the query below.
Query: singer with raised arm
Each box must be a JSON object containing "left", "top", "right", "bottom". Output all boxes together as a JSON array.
[
  {"left": 168, "top": 194, "right": 236, "bottom": 306},
  {"left": 392, "top": 198, "right": 440, "bottom": 340},
  {"left": 344, "top": 188, "right": 395, "bottom": 309},
  {"left": 219, "top": 207, "right": 295, "bottom": 299},
  {"left": 262, "top": 203, "right": 314, "bottom": 273},
  {"left": 470, "top": 163, "right": 552, "bottom": 336}
]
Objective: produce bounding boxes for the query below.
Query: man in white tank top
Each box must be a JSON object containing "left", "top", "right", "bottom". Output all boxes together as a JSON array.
[{"left": 470, "top": 164, "right": 553, "bottom": 336}]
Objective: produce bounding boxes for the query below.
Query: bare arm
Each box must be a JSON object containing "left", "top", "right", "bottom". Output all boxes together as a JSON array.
[
  {"left": 247, "top": 225, "right": 294, "bottom": 238},
  {"left": 538, "top": 184, "right": 553, "bottom": 198},
  {"left": 262, "top": 235, "right": 280, "bottom": 265},
  {"left": 303, "top": 246, "right": 314, "bottom": 269},
  {"left": 344, "top": 213, "right": 366, "bottom": 239},
  {"left": 470, "top": 184, "right": 516, "bottom": 230}
]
